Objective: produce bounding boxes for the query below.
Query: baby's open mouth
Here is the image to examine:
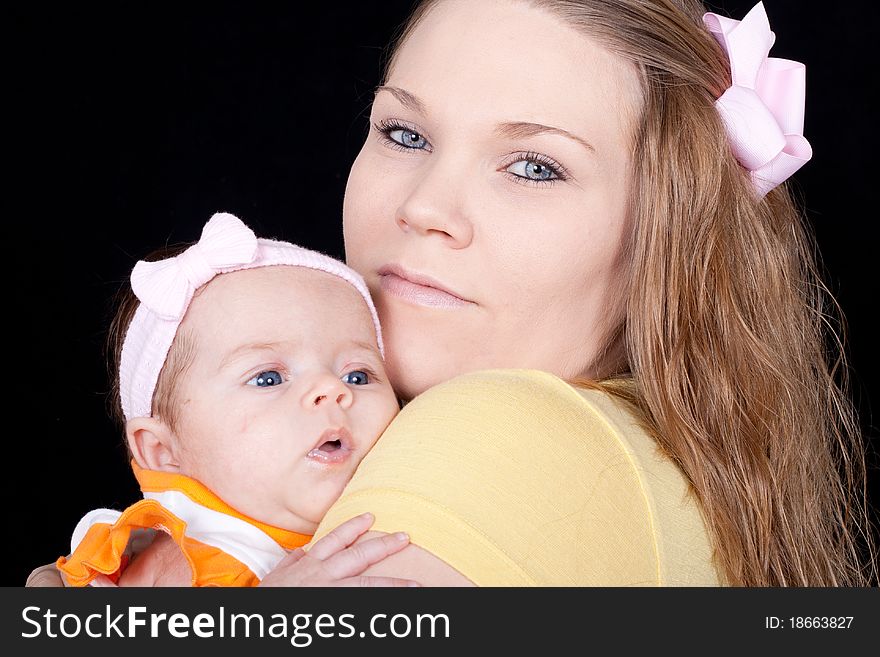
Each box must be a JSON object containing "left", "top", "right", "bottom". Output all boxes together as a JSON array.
[{"left": 306, "top": 428, "right": 354, "bottom": 464}]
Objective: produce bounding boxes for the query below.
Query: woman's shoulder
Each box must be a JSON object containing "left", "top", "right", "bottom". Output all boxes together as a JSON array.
[
  {"left": 403, "top": 367, "right": 606, "bottom": 416},
  {"left": 409, "top": 366, "right": 630, "bottom": 414},
  {"left": 410, "top": 366, "right": 590, "bottom": 400},
  {"left": 401, "top": 368, "right": 645, "bottom": 453},
  {"left": 377, "top": 368, "right": 721, "bottom": 585}
]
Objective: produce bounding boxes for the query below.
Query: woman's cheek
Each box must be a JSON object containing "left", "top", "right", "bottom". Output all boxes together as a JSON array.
[
  {"left": 344, "top": 154, "right": 392, "bottom": 247},
  {"left": 343, "top": 176, "right": 372, "bottom": 270}
]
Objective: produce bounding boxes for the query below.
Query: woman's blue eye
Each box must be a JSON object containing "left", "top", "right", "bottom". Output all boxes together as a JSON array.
[
  {"left": 375, "top": 120, "right": 429, "bottom": 150},
  {"left": 342, "top": 370, "right": 371, "bottom": 386},
  {"left": 506, "top": 159, "right": 560, "bottom": 182},
  {"left": 392, "top": 129, "right": 427, "bottom": 149},
  {"left": 247, "top": 370, "right": 284, "bottom": 387}
]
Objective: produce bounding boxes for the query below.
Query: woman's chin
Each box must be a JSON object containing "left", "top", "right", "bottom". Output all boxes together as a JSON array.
[{"left": 383, "top": 343, "right": 472, "bottom": 401}]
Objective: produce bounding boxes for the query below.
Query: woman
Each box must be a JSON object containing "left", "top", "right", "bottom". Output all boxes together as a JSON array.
[
  {"left": 280, "top": 0, "right": 877, "bottom": 587},
  {"left": 31, "top": 0, "right": 876, "bottom": 586}
]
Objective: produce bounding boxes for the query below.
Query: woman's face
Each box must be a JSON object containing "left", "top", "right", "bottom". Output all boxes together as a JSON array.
[{"left": 343, "top": 0, "right": 642, "bottom": 400}]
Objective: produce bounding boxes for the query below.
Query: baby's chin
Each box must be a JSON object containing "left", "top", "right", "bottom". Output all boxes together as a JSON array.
[
  {"left": 236, "top": 467, "right": 359, "bottom": 535},
  {"left": 218, "top": 492, "right": 322, "bottom": 536},
  {"left": 276, "top": 493, "right": 344, "bottom": 536},
  {"left": 251, "top": 506, "right": 320, "bottom": 536}
]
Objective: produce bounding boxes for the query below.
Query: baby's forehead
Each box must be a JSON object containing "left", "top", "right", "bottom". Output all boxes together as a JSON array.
[
  {"left": 197, "top": 265, "right": 365, "bottom": 305},
  {"left": 182, "top": 265, "right": 380, "bottom": 352}
]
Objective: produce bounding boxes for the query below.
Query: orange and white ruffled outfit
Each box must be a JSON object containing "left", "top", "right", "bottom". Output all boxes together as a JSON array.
[{"left": 57, "top": 462, "right": 312, "bottom": 587}]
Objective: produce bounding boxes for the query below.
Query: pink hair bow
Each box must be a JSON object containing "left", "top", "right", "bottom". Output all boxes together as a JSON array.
[
  {"left": 703, "top": 2, "right": 813, "bottom": 197},
  {"left": 131, "top": 212, "right": 258, "bottom": 320}
]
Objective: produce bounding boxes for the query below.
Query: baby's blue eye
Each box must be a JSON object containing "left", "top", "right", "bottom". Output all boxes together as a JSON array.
[
  {"left": 247, "top": 370, "right": 284, "bottom": 387},
  {"left": 343, "top": 370, "right": 371, "bottom": 386}
]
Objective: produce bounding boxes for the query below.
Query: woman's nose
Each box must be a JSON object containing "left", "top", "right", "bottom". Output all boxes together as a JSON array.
[
  {"left": 302, "top": 374, "right": 353, "bottom": 411},
  {"left": 395, "top": 161, "right": 474, "bottom": 248}
]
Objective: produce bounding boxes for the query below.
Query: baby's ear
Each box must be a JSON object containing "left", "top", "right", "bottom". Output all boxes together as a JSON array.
[{"left": 126, "top": 417, "right": 182, "bottom": 473}]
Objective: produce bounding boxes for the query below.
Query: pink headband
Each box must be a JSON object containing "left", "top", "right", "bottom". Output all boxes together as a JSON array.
[
  {"left": 703, "top": 2, "right": 812, "bottom": 197},
  {"left": 119, "top": 212, "right": 384, "bottom": 421}
]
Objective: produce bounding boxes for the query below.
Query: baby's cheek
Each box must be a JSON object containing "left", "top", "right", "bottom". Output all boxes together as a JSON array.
[{"left": 203, "top": 462, "right": 254, "bottom": 506}]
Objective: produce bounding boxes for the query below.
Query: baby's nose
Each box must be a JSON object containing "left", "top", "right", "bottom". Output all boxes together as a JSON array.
[
  {"left": 305, "top": 375, "right": 352, "bottom": 409},
  {"left": 313, "top": 391, "right": 346, "bottom": 405}
]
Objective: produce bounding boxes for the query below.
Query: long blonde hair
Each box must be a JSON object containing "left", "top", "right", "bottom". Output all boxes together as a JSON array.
[{"left": 383, "top": 0, "right": 877, "bottom": 586}]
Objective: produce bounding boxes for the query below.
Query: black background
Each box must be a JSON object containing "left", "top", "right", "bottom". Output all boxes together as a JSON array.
[{"left": 5, "top": 1, "right": 879, "bottom": 585}]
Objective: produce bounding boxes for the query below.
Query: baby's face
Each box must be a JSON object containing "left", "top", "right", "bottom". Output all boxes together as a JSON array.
[{"left": 169, "top": 265, "right": 400, "bottom": 534}]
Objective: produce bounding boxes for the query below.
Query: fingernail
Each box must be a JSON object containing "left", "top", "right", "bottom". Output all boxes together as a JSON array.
[
  {"left": 361, "top": 512, "right": 374, "bottom": 521},
  {"left": 408, "top": 581, "right": 420, "bottom": 587},
  {"left": 394, "top": 532, "right": 409, "bottom": 542}
]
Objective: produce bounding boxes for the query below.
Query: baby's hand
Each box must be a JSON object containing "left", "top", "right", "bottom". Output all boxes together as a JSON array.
[{"left": 258, "top": 513, "right": 420, "bottom": 587}]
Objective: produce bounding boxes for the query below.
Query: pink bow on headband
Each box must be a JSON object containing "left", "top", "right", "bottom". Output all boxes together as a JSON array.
[
  {"left": 703, "top": 1, "right": 813, "bottom": 197},
  {"left": 131, "top": 212, "right": 259, "bottom": 320}
]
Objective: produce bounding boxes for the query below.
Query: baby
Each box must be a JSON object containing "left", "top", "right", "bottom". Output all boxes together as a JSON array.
[{"left": 57, "top": 213, "right": 406, "bottom": 586}]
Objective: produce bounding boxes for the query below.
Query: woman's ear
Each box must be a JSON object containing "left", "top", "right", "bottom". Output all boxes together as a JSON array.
[{"left": 126, "top": 417, "right": 182, "bottom": 473}]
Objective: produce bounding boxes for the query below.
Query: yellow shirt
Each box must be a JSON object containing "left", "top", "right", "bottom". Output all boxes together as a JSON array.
[{"left": 314, "top": 369, "right": 722, "bottom": 586}]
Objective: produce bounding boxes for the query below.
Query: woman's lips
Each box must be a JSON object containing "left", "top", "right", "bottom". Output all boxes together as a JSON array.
[{"left": 378, "top": 264, "right": 473, "bottom": 308}]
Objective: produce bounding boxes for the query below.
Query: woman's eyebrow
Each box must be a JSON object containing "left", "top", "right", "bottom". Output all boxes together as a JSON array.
[
  {"left": 375, "top": 85, "right": 596, "bottom": 155},
  {"left": 494, "top": 121, "right": 596, "bottom": 155},
  {"left": 375, "top": 85, "right": 426, "bottom": 115}
]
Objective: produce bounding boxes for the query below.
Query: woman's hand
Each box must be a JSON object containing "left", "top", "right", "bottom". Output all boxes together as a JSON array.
[
  {"left": 258, "top": 513, "right": 420, "bottom": 587},
  {"left": 118, "top": 532, "right": 192, "bottom": 587},
  {"left": 26, "top": 564, "right": 65, "bottom": 587}
]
